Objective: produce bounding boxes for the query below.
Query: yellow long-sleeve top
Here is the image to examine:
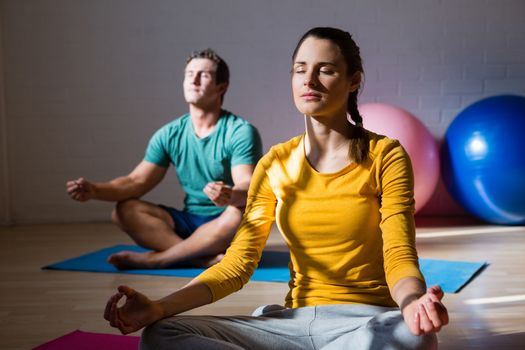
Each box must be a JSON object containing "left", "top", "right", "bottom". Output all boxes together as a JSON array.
[{"left": 197, "top": 132, "right": 425, "bottom": 308}]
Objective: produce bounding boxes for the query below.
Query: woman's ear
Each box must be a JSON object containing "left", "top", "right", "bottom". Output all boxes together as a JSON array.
[{"left": 349, "top": 71, "right": 362, "bottom": 93}]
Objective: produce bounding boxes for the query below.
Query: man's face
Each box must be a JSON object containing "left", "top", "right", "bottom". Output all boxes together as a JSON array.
[{"left": 183, "top": 58, "right": 226, "bottom": 107}]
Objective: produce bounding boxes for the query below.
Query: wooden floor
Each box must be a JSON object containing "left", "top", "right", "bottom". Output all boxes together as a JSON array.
[{"left": 1, "top": 219, "right": 524, "bottom": 349}]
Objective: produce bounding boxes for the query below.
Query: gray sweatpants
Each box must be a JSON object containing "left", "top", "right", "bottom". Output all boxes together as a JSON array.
[{"left": 141, "top": 304, "right": 437, "bottom": 350}]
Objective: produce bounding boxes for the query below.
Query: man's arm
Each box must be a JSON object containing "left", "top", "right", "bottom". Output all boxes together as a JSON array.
[
  {"left": 228, "top": 163, "right": 255, "bottom": 207},
  {"left": 66, "top": 161, "right": 168, "bottom": 202},
  {"left": 203, "top": 164, "right": 255, "bottom": 208}
]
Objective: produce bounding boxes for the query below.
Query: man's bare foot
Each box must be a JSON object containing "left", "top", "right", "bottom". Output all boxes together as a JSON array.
[
  {"left": 191, "top": 253, "right": 225, "bottom": 268},
  {"left": 107, "top": 251, "right": 162, "bottom": 269}
]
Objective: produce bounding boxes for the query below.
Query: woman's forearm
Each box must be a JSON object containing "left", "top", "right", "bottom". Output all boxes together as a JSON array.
[
  {"left": 391, "top": 276, "right": 426, "bottom": 311},
  {"left": 156, "top": 279, "right": 213, "bottom": 319}
]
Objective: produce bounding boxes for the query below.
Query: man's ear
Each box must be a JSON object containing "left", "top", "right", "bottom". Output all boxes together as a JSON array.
[
  {"left": 349, "top": 72, "right": 362, "bottom": 93},
  {"left": 218, "top": 82, "right": 229, "bottom": 95}
]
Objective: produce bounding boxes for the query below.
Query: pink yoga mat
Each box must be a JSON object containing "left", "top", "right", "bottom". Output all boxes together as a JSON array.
[{"left": 33, "top": 330, "right": 140, "bottom": 350}]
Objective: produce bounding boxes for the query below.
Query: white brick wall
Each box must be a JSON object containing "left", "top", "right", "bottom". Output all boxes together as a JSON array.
[{"left": 1, "top": 0, "right": 525, "bottom": 223}]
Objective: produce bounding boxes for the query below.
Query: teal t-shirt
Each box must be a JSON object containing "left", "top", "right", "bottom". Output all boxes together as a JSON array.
[{"left": 144, "top": 110, "right": 263, "bottom": 216}]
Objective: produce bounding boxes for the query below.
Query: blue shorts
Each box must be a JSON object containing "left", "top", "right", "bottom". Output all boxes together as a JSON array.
[{"left": 159, "top": 205, "right": 220, "bottom": 239}]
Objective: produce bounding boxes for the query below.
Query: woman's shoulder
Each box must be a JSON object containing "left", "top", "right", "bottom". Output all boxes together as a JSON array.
[
  {"left": 270, "top": 134, "right": 303, "bottom": 153},
  {"left": 259, "top": 134, "right": 303, "bottom": 166},
  {"left": 366, "top": 129, "right": 404, "bottom": 159}
]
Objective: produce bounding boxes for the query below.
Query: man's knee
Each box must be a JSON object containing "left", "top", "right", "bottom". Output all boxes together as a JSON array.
[
  {"left": 110, "top": 207, "right": 120, "bottom": 226},
  {"left": 112, "top": 199, "right": 143, "bottom": 225},
  {"left": 217, "top": 206, "right": 243, "bottom": 232},
  {"left": 207, "top": 209, "right": 242, "bottom": 249}
]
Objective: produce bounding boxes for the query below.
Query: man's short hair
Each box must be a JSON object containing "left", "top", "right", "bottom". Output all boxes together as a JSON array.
[{"left": 186, "top": 49, "right": 229, "bottom": 85}]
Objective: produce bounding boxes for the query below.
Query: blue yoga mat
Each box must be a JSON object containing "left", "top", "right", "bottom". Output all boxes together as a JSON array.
[{"left": 43, "top": 245, "right": 486, "bottom": 293}]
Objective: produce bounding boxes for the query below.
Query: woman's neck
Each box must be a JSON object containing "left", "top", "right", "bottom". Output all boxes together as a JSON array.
[{"left": 303, "top": 113, "right": 357, "bottom": 173}]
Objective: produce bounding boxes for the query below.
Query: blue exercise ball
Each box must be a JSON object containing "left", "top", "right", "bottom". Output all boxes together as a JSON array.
[{"left": 442, "top": 95, "right": 525, "bottom": 225}]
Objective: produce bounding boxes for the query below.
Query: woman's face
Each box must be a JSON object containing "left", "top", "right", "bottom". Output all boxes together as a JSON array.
[{"left": 292, "top": 37, "right": 358, "bottom": 118}]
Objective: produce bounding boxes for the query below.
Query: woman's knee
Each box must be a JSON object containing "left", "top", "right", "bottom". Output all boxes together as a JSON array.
[
  {"left": 417, "top": 333, "right": 437, "bottom": 350},
  {"left": 140, "top": 322, "right": 159, "bottom": 350},
  {"left": 140, "top": 317, "right": 213, "bottom": 350},
  {"left": 140, "top": 320, "right": 165, "bottom": 350},
  {"left": 140, "top": 318, "right": 185, "bottom": 350},
  {"left": 396, "top": 321, "right": 438, "bottom": 350},
  {"left": 367, "top": 311, "right": 437, "bottom": 350}
]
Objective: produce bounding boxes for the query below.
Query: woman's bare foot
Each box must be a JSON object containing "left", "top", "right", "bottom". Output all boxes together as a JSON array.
[{"left": 107, "top": 251, "right": 163, "bottom": 269}]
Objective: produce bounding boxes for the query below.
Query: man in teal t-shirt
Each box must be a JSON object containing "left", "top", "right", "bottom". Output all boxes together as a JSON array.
[{"left": 66, "top": 49, "right": 262, "bottom": 268}]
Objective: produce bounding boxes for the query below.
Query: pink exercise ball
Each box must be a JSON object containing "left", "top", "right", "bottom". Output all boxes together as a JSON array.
[{"left": 358, "top": 103, "right": 440, "bottom": 213}]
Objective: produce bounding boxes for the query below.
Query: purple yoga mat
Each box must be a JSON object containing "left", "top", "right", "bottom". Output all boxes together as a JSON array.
[{"left": 32, "top": 330, "right": 140, "bottom": 350}]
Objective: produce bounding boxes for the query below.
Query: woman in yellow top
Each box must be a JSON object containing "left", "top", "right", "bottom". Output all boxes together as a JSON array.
[{"left": 105, "top": 27, "right": 448, "bottom": 349}]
